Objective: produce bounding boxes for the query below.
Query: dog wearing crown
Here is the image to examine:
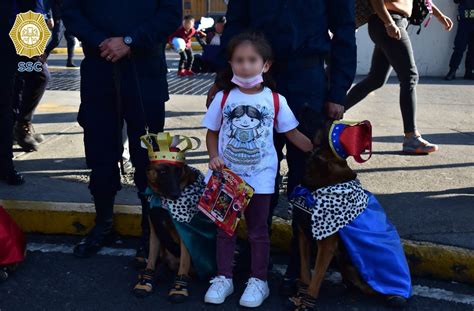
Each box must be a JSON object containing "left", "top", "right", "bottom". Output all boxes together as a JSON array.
[
  {"left": 289, "top": 120, "right": 412, "bottom": 310},
  {"left": 132, "top": 132, "right": 216, "bottom": 303}
]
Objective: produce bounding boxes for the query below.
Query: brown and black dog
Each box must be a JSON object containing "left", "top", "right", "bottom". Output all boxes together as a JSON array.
[
  {"left": 133, "top": 161, "right": 200, "bottom": 303},
  {"left": 291, "top": 120, "right": 407, "bottom": 310}
]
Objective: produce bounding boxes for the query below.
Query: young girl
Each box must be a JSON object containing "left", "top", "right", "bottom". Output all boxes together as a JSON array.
[{"left": 202, "top": 32, "right": 313, "bottom": 308}]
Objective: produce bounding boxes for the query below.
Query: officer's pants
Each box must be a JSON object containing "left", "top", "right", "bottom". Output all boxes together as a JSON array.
[
  {"left": 0, "top": 33, "right": 17, "bottom": 172},
  {"left": 13, "top": 61, "right": 50, "bottom": 123},
  {"left": 78, "top": 55, "right": 165, "bottom": 231},
  {"left": 271, "top": 62, "right": 328, "bottom": 279},
  {"left": 449, "top": 19, "right": 474, "bottom": 73}
]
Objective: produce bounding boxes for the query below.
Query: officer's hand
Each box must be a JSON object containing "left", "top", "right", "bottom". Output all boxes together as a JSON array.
[
  {"left": 99, "top": 37, "right": 131, "bottom": 63},
  {"left": 325, "top": 102, "right": 345, "bottom": 120},
  {"left": 47, "top": 19, "right": 54, "bottom": 30},
  {"left": 206, "top": 83, "right": 219, "bottom": 108}
]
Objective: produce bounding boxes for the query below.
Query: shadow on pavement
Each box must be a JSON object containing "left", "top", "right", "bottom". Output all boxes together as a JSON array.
[{"left": 373, "top": 132, "right": 474, "bottom": 146}]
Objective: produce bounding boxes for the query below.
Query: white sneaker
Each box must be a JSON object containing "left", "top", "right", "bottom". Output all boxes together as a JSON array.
[
  {"left": 239, "top": 277, "right": 270, "bottom": 308},
  {"left": 204, "top": 275, "right": 234, "bottom": 304}
]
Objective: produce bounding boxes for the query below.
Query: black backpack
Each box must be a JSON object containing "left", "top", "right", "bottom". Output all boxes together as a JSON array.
[{"left": 409, "top": 0, "right": 433, "bottom": 34}]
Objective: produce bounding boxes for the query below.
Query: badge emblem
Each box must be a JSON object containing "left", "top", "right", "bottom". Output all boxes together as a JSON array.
[{"left": 9, "top": 10, "right": 51, "bottom": 58}]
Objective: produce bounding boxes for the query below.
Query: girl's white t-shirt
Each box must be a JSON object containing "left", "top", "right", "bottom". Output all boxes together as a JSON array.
[{"left": 202, "top": 87, "right": 299, "bottom": 194}]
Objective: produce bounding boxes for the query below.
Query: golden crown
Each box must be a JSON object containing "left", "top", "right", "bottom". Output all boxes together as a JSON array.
[{"left": 140, "top": 132, "right": 200, "bottom": 165}]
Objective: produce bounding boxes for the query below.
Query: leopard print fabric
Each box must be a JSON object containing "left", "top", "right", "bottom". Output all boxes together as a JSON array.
[
  {"left": 290, "top": 179, "right": 368, "bottom": 240},
  {"left": 154, "top": 168, "right": 205, "bottom": 223}
]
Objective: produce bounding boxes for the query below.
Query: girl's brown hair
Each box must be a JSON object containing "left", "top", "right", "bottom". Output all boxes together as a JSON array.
[{"left": 216, "top": 32, "right": 276, "bottom": 92}]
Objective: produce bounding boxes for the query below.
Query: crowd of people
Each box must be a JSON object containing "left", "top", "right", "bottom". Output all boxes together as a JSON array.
[{"left": 0, "top": 0, "right": 471, "bottom": 310}]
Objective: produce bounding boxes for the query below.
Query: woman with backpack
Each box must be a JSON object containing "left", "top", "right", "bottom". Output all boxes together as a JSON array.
[{"left": 346, "top": 0, "right": 453, "bottom": 155}]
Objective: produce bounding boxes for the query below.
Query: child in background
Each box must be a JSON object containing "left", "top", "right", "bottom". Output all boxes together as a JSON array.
[
  {"left": 169, "top": 15, "right": 206, "bottom": 76},
  {"left": 202, "top": 32, "right": 313, "bottom": 308}
]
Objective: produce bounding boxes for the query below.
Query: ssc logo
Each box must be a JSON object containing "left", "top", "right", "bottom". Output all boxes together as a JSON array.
[
  {"left": 18, "top": 61, "right": 43, "bottom": 72},
  {"left": 9, "top": 10, "right": 51, "bottom": 58}
]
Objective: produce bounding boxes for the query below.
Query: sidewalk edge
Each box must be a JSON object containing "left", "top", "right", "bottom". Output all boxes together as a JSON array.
[{"left": 2, "top": 200, "right": 473, "bottom": 284}]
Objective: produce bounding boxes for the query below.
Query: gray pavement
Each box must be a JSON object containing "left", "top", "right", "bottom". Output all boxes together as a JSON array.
[
  {"left": 1, "top": 234, "right": 473, "bottom": 311},
  {"left": 0, "top": 54, "right": 473, "bottom": 251}
]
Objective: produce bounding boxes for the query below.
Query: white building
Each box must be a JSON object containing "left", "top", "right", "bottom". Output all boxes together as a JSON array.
[{"left": 356, "top": 2, "right": 463, "bottom": 77}]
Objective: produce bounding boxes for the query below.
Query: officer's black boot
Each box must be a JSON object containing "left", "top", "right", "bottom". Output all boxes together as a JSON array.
[
  {"left": 14, "top": 121, "right": 40, "bottom": 152},
  {"left": 444, "top": 68, "right": 457, "bottom": 80},
  {"left": 464, "top": 70, "right": 474, "bottom": 80},
  {"left": 135, "top": 192, "right": 150, "bottom": 268},
  {"left": 73, "top": 194, "right": 115, "bottom": 258},
  {"left": 0, "top": 162, "right": 24, "bottom": 186}
]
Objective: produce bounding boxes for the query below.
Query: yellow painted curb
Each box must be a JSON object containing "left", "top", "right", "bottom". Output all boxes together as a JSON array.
[
  {"left": 50, "top": 47, "right": 83, "bottom": 54},
  {"left": 50, "top": 40, "right": 203, "bottom": 55},
  {"left": 1, "top": 200, "right": 142, "bottom": 237},
  {"left": 2, "top": 200, "right": 473, "bottom": 284},
  {"left": 403, "top": 240, "right": 474, "bottom": 284}
]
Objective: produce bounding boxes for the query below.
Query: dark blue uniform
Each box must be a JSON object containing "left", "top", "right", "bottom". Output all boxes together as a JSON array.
[
  {"left": 61, "top": 0, "right": 181, "bottom": 251},
  {"left": 449, "top": 0, "right": 474, "bottom": 77},
  {"left": 217, "top": 0, "right": 356, "bottom": 280}
]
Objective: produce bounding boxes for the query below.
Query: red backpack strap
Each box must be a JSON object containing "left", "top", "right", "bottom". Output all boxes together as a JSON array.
[
  {"left": 220, "top": 90, "right": 230, "bottom": 109},
  {"left": 272, "top": 92, "right": 280, "bottom": 126}
]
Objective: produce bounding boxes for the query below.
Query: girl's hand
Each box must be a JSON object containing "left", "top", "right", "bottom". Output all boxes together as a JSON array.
[
  {"left": 385, "top": 23, "right": 401, "bottom": 40},
  {"left": 437, "top": 15, "right": 453, "bottom": 31},
  {"left": 209, "top": 156, "right": 225, "bottom": 172}
]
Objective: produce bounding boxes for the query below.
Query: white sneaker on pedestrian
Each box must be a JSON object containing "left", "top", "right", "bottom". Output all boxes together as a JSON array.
[
  {"left": 239, "top": 277, "right": 270, "bottom": 308},
  {"left": 204, "top": 275, "right": 234, "bottom": 304}
]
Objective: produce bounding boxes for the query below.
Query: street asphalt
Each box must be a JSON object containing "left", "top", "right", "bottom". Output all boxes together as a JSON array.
[{"left": 1, "top": 234, "right": 473, "bottom": 311}]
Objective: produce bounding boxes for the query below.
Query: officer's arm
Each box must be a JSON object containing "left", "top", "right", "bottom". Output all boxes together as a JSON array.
[
  {"left": 18, "top": 0, "right": 45, "bottom": 14},
  {"left": 62, "top": 0, "right": 108, "bottom": 47},
  {"left": 327, "top": 0, "right": 357, "bottom": 106},
  {"left": 215, "top": 0, "right": 250, "bottom": 71},
  {"left": 128, "top": 0, "right": 181, "bottom": 50}
]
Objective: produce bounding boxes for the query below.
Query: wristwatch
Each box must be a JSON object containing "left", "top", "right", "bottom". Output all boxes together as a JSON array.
[{"left": 123, "top": 36, "right": 133, "bottom": 46}]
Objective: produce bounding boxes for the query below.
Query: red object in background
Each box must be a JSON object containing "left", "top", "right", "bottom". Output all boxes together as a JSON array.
[
  {"left": 198, "top": 168, "right": 254, "bottom": 236},
  {"left": 0, "top": 206, "right": 26, "bottom": 266}
]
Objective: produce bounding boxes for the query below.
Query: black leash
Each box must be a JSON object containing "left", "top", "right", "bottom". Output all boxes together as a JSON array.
[{"left": 112, "top": 64, "right": 126, "bottom": 176}]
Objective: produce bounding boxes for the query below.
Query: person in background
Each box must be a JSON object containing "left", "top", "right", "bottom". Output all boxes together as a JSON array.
[
  {"left": 43, "top": 0, "right": 78, "bottom": 67},
  {"left": 445, "top": 0, "right": 474, "bottom": 80},
  {"left": 1, "top": 0, "right": 47, "bottom": 185},
  {"left": 194, "top": 16, "right": 227, "bottom": 73},
  {"left": 169, "top": 15, "right": 206, "bottom": 76},
  {"left": 345, "top": 0, "right": 453, "bottom": 155},
  {"left": 12, "top": 56, "right": 50, "bottom": 152},
  {"left": 205, "top": 16, "right": 226, "bottom": 46}
]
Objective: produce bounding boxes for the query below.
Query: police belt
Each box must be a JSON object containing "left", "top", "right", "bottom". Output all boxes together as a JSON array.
[
  {"left": 463, "top": 9, "right": 474, "bottom": 19},
  {"left": 272, "top": 54, "right": 324, "bottom": 74}
]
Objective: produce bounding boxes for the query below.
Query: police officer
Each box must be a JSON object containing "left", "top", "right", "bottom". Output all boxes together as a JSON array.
[
  {"left": 62, "top": 0, "right": 181, "bottom": 258},
  {"left": 445, "top": 0, "right": 474, "bottom": 80},
  {"left": 207, "top": 0, "right": 356, "bottom": 296},
  {"left": 0, "top": 0, "right": 46, "bottom": 185}
]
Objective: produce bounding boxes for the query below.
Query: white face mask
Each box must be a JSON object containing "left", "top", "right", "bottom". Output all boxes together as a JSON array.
[
  {"left": 230, "top": 64, "right": 266, "bottom": 89},
  {"left": 231, "top": 72, "right": 264, "bottom": 89}
]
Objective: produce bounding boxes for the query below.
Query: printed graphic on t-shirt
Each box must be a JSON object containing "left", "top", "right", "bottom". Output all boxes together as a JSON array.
[{"left": 222, "top": 103, "right": 274, "bottom": 176}]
